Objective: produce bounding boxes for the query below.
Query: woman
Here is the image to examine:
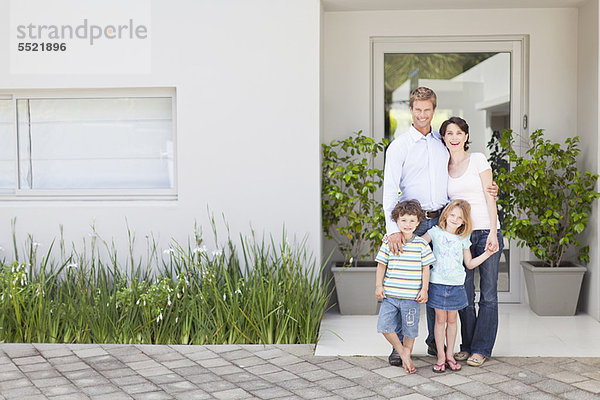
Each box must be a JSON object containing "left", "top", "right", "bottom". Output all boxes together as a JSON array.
[{"left": 439, "top": 116, "right": 503, "bottom": 367}]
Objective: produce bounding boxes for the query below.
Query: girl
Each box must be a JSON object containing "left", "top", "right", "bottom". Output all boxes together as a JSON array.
[{"left": 422, "top": 200, "right": 496, "bottom": 373}]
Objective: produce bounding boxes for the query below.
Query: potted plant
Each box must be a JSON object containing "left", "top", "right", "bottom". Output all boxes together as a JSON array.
[
  {"left": 496, "top": 129, "right": 600, "bottom": 316},
  {"left": 322, "top": 130, "right": 388, "bottom": 314}
]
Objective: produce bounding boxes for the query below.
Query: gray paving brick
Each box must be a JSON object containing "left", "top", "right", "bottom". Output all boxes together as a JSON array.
[
  {"left": 478, "top": 393, "right": 518, "bottom": 400},
  {"left": 235, "top": 379, "right": 272, "bottom": 391},
  {"left": 0, "top": 385, "right": 42, "bottom": 398},
  {"left": 315, "top": 376, "right": 356, "bottom": 391},
  {"left": 1, "top": 344, "right": 38, "bottom": 358},
  {"left": 72, "top": 347, "right": 109, "bottom": 358},
  {"left": 560, "top": 361, "right": 595, "bottom": 374},
  {"left": 47, "top": 394, "right": 91, "bottom": 400},
  {"left": 506, "top": 369, "right": 545, "bottom": 384},
  {"left": 160, "top": 380, "right": 198, "bottom": 393},
  {"left": 253, "top": 348, "right": 288, "bottom": 360},
  {"left": 220, "top": 372, "right": 256, "bottom": 384},
  {"left": 268, "top": 355, "right": 304, "bottom": 367},
  {"left": 167, "top": 390, "right": 211, "bottom": 399},
  {"left": 71, "top": 375, "right": 111, "bottom": 387},
  {"left": 493, "top": 380, "right": 536, "bottom": 395},
  {"left": 30, "top": 376, "right": 70, "bottom": 388},
  {"left": 572, "top": 379, "right": 600, "bottom": 394},
  {"left": 18, "top": 362, "right": 55, "bottom": 372},
  {"left": 137, "top": 366, "right": 173, "bottom": 378},
  {"left": 0, "top": 378, "right": 32, "bottom": 391},
  {"left": 209, "top": 365, "right": 246, "bottom": 376},
  {"left": 81, "top": 383, "right": 120, "bottom": 395},
  {"left": 333, "top": 385, "right": 378, "bottom": 399},
  {"left": 290, "top": 386, "right": 332, "bottom": 399},
  {"left": 196, "top": 379, "right": 237, "bottom": 393},
  {"left": 54, "top": 361, "right": 90, "bottom": 372},
  {"left": 91, "top": 392, "right": 135, "bottom": 400},
  {"left": 40, "top": 384, "right": 79, "bottom": 396},
  {"left": 146, "top": 374, "right": 186, "bottom": 385},
  {"left": 130, "top": 392, "right": 173, "bottom": 400},
  {"left": 274, "top": 344, "right": 314, "bottom": 357},
  {"left": 317, "top": 359, "right": 356, "bottom": 372},
  {"left": 244, "top": 363, "right": 283, "bottom": 376},
  {"left": 454, "top": 381, "right": 498, "bottom": 397},
  {"left": 204, "top": 345, "right": 242, "bottom": 354},
  {"left": 111, "top": 375, "right": 151, "bottom": 386},
  {"left": 469, "top": 371, "right": 511, "bottom": 385},
  {"left": 0, "top": 370, "right": 25, "bottom": 381},
  {"left": 261, "top": 370, "right": 299, "bottom": 383},
  {"left": 533, "top": 378, "right": 575, "bottom": 394},
  {"left": 372, "top": 382, "right": 413, "bottom": 398},
  {"left": 297, "top": 369, "right": 337, "bottom": 382},
  {"left": 89, "top": 360, "right": 127, "bottom": 371},
  {"left": 120, "top": 382, "right": 162, "bottom": 394},
  {"left": 212, "top": 388, "right": 252, "bottom": 400},
  {"left": 232, "top": 356, "right": 267, "bottom": 368},
  {"left": 101, "top": 367, "right": 138, "bottom": 379},
  {"left": 277, "top": 378, "right": 313, "bottom": 390},
  {"left": 197, "top": 357, "right": 232, "bottom": 368},
  {"left": 562, "top": 389, "right": 600, "bottom": 400},
  {"left": 186, "top": 373, "right": 221, "bottom": 385},
  {"left": 12, "top": 356, "right": 46, "bottom": 366},
  {"left": 219, "top": 349, "right": 255, "bottom": 361},
  {"left": 160, "top": 358, "right": 196, "bottom": 369},
  {"left": 411, "top": 381, "right": 455, "bottom": 397},
  {"left": 516, "top": 391, "right": 558, "bottom": 400},
  {"left": 249, "top": 386, "right": 293, "bottom": 399}
]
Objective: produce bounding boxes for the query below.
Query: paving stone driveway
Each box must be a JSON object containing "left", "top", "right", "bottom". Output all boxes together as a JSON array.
[{"left": 0, "top": 343, "right": 599, "bottom": 399}]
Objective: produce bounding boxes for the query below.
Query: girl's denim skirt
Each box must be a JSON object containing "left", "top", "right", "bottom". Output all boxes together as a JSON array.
[{"left": 427, "top": 282, "right": 468, "bottom": 311}]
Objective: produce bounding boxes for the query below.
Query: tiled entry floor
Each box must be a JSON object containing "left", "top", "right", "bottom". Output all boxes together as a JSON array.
[{"left": 316, "top": 304, "right": 600, "bottom": 358}]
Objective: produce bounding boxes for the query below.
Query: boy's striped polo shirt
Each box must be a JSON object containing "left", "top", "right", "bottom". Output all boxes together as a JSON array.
[{"left": 375, "top": 237, "right": 435, "bottom": 300}]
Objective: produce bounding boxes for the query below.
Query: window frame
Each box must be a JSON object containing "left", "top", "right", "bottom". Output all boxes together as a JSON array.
[{"left": 0, "top": 87, "right": 177, "bottom": 201}]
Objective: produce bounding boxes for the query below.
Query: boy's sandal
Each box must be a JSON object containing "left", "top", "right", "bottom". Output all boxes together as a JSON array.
[
  {"left": 447, "top": 359, "right": 462, "bottom": 371},
  {"left": 454, "top": 351, "right": 470, "bottom": 361},
  {"left": 466, "top": 354, "right": 488, "bottom": 367},
  {"left": 432, "top": 362, "right": 446, "bottom": 373}
]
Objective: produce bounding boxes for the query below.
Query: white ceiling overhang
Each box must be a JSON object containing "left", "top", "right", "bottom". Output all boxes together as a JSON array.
[{"left": 322, "top": 0, "right": 590, "bottom": 12}]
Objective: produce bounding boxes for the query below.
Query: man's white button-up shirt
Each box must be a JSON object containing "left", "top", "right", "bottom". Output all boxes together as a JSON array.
[{"left": 383, "top": 124, "right": 450, "bottom": 234}]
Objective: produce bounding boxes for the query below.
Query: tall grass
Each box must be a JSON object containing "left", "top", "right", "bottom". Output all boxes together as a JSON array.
[{"left": 0, "top": 219, "right": 332, "bottom": 344}]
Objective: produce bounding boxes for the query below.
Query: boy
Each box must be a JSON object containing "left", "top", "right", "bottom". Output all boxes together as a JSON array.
[{"left": 375, "top": 200, "right": 435, "bottom": 374}]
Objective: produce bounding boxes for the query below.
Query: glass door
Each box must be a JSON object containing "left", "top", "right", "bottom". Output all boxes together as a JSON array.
[{"left": 372, "top": 35, "right": 529, "bottom": 303}]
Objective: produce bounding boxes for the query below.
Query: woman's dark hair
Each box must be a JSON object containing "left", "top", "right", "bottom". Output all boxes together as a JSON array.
[{"left": 439, "top": 116, "right": 471, "bottom": 151}]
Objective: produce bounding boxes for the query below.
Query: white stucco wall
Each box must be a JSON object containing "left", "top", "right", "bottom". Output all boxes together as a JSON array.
[
  {"left": 0, "top": 0, "right": 322, "bottom": 268},
  {"left": 578, "top": 0, "right": 600, "bottom": 320},
  {"left": 323, "top": 8, "right": 578, "bottom": 143}
]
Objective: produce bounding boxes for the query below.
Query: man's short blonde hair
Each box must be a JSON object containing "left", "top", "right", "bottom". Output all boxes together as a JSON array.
[{"left": 409, "top": 87, "right": 437, "bottom": 109}]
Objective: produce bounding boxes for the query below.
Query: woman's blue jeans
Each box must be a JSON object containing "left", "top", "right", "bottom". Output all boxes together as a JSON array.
[{"left": 458, "top": 229, "right": 503, "bottom": 358}]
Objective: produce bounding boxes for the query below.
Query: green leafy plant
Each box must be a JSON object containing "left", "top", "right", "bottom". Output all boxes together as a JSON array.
[
  {"left": 322, "top": 131, "right": 388, "bottom": 265},
  {"left": 486, "top": 129, "right": 510, "bottom": 227},
  {"left": 496, "top": 129, "right": 600, "bottom": 267}
]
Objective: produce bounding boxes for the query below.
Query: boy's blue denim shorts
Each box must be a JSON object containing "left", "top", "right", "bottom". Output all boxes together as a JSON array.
[{"left": 377, "top": 297, "right": 420, "bottom": 339}]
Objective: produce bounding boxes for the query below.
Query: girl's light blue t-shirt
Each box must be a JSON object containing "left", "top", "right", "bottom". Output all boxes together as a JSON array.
[{"left": 427, "top": 225, "right": 472, "bottom": 286}]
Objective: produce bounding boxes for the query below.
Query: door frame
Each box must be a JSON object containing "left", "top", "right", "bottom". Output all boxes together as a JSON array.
[{"left": 370, "top": 34, "right": 530, "bottom": 303}]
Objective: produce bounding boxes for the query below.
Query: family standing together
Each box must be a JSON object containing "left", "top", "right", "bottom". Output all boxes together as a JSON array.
[{"left": 375, "top": 87, "right": 503, "bottom": 374}]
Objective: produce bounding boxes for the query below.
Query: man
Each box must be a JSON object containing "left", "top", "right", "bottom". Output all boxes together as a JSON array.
[{"left": 382, "top": 87, "right": 447, "bottom": 366}]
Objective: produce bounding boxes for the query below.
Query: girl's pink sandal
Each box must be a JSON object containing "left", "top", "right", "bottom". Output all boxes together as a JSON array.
[
  {"left": 447, "top": 359, "right": 462, "bottom": 371},
  {"left": 432, "top": 362, "right": 446, "bottom": 373}
]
